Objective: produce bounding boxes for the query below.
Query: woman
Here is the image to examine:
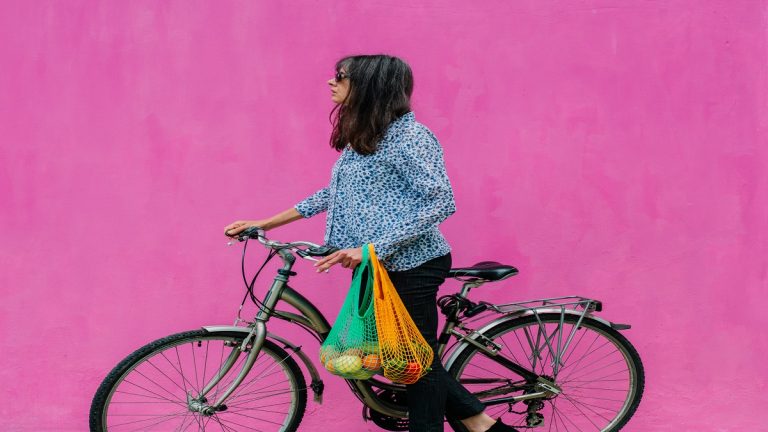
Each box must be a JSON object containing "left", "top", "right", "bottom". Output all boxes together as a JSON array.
[{"left": 224, "top": 55, "right": 517, "bottom": 432}]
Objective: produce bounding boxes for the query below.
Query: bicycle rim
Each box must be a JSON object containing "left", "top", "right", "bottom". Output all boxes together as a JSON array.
[
  {"left": 93, "top": 330, "right": 306, "bottom": 431},
  {"left": 449, "top": 314, "right": 644, "bottom": 431}
]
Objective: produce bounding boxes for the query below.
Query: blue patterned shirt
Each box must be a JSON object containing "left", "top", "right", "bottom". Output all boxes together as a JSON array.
[{"left": 295, "top": 111, "right": 456, "bottom": 271}]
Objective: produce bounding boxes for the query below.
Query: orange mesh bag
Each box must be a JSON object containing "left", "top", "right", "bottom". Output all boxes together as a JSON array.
[{"left": 369, "top": 246, "right": 434, "bottom": 384}]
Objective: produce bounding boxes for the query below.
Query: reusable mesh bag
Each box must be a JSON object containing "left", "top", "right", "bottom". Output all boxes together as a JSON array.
[
  {"left": 319, "top": 244, "right": 381, "bottom": 380},
  {"left": 369, "top": 246, "right": 434, "bottom": 384}
]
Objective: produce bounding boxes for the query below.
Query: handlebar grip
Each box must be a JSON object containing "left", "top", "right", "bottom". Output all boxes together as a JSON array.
[{"left": 238, "top": 226, "right": 264, "bottom": 240}]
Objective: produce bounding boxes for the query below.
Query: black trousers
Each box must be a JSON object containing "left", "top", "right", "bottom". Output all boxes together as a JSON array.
[{"left": 387, "top": 253, "right": 486, "bottom": 432}]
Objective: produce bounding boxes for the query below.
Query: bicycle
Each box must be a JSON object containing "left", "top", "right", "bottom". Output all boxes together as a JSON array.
[{"left": 89, "top": 227, "right": 644, "bottom": 431}]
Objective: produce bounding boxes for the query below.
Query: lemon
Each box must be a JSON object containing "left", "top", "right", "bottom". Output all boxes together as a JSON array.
[{"left": 333, "top": 355, "right": 363, "bottom": 375}]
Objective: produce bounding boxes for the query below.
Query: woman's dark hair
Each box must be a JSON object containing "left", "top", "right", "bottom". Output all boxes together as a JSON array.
[{"left": 329, "top": 54, "right": 414, "bottom": 155}]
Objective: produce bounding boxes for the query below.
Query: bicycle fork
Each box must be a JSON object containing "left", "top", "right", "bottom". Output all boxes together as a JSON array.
[{"left": 186, "top": 320, "right": 268, "bottom": 416}]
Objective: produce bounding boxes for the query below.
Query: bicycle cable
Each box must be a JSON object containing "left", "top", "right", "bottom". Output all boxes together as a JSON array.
[{"left": 237, "top": 237, "right": 279, "bottom": 317}]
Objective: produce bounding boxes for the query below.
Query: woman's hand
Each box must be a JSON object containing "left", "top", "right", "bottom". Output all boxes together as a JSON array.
[
  {"left": 314, "top": 247, "right": 362, "bottom": 272},
  {"left": 224, "top": 219, "right": 273, "bottom": 238}
]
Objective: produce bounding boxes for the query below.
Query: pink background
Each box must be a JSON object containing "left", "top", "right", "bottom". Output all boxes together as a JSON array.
[{"left": 2, "top": 1, "right": 767, "bottom": 430}]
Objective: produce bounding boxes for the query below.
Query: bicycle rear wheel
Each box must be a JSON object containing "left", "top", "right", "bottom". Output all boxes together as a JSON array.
[
  {"left": 447, "top": 314, "right": 644, "bottom": 431},
  {"left": 90, "top": 329, "right": 307, "bottom": 431}
]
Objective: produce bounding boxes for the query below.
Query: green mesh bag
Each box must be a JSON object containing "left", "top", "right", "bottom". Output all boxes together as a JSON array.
[{"left": 319, "top": 244, "right": 381, "bottom": 380}]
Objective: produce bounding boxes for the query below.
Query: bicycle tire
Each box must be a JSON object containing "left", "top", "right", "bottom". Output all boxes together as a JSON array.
[
  {"left": 89, "top": 329, "right": 307, "bottom": 432},
  {"left": 446, "top": 314, "right": 644, "bottom": 432}
]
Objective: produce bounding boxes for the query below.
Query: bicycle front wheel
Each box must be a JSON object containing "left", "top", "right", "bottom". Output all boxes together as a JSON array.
[
  {"left": 447, "top": 314, "right": 644, "bottom": 431},
  {"left": 90, "top": 329, "right": 307, "bottom": 431}
]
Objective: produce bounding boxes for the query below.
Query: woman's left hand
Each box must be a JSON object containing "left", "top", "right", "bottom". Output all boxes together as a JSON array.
[{"left": 314, "top": 247, "right": 363, "bottom": 272}]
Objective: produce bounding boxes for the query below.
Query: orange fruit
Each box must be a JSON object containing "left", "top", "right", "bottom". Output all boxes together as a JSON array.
[
  {"left": 399, "top": 362, "right": 423, "bottom": 384},
  {"left": 320, "top": 348, "right": 338, "bottom": 364},
  {"left": 404, "top": 362, "right": 422, "bottom": 375},
  {"left": 361, "top": 354, "right": 382, "bottom": 371}
]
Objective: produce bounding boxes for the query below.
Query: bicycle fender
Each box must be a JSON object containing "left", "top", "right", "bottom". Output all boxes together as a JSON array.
[
  {"left": 202, "top": 326, "right": 324, "bottom": 404},
  {"left": 442, "top": 310, "right": 616, "bottom": 372}
]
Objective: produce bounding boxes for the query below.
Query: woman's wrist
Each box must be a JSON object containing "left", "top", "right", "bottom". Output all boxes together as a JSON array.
[
  {"left": 260, "top": 219, "right": 276, "bottom": 230},
  {"left": 263, "top": 208, "right": 304, "bottom": 230}
]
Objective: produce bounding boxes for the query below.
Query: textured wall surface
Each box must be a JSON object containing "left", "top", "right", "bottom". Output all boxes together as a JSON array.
[{"left": 1, "top": 1, "right": 766, "bottom": 430}]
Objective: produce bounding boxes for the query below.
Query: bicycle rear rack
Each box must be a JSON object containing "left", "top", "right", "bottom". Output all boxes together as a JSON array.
[
  {"left": 459, "top": 296, "right": 608, "bottom": 378},
  {"left": 488, "top": 295, "right": 602, "bottom": 315}
]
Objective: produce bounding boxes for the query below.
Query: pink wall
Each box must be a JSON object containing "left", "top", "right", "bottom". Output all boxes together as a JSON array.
[{"left": 2, "top": 1, "right": 766, "bottom": 430}]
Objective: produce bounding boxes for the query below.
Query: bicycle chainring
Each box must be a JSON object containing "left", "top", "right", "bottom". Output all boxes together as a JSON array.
[{"left": 363, "top": 389, "right": 409, "bottom": 431}]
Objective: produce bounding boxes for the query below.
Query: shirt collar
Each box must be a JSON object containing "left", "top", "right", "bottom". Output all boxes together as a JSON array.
[
  {"left": 387, "top": 111, "right": 415, "bottom": 132},
  {"left": 397, "top": 111, "right": 415, "bottom": 123}
]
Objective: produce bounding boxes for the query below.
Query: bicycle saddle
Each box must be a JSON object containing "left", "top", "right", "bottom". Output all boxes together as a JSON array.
[{"left": 448, "top": 261, "right": 519, "bottom": 281}]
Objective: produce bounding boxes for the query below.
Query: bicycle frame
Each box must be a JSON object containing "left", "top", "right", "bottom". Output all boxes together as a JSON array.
[{"left": 192, "top": 235, "right": 629, "bottom": 418}]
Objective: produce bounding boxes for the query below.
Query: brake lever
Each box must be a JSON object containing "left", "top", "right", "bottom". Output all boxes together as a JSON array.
[{"left": 295, "top": 249, "right": 321, "bottom": 262}]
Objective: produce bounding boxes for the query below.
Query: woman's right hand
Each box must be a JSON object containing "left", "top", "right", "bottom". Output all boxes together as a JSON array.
[{"left": 224, "top": 219, "right": 272, "bottom": 238}]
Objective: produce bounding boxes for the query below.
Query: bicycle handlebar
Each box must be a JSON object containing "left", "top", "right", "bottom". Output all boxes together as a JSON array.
[{"left": 231, "top": 226, "right": 339, "bottom": 260}]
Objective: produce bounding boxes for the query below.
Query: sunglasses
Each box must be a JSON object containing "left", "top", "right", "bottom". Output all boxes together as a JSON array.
[{"left": 334, "top": 71, "right": 349, "bottom": 82}]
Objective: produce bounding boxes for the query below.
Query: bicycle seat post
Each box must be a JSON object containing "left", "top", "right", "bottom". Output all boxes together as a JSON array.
[{"left": 459, "top": 280, "right": 486, "bottom": 298}]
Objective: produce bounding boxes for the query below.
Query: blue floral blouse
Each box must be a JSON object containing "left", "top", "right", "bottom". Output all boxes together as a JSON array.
[{"left": 294, "top": 111, "right": 456, "bottom": 271}]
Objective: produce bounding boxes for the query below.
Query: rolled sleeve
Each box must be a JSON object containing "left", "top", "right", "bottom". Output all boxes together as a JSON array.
[{"left": 295, "top": 187, "right": 330, "bottom": 218}]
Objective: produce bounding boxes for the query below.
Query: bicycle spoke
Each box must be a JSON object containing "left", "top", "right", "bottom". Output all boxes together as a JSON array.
[
  {"left": 498, "top": 333, "right": 526, "bottom": 367},
  {"left": 558, "top": 337, "right": 610, "bottom": 380},
  {"left": 132, "top": 368, "right": 182, "bottom": 400},
  {"left": 191, "top": 341, "right": 201, "bottom": 391},
  {"left": 552, "top": 398, "right": 580, "bottom": 432},
  {"left": 174, "top": 411, "right": 194, "bottom": 432},
  {"left": 224, "top": 353, "right": 293, "bottom": 403},
  {"left": 223, "top": 410, "right": 286, "bottom": 426},
  {"left": 562, "top": 367, "right": 628, "bottom": 386},
  {"left": 560, "top": 392, "right": 607, "bottom": 429},
  {"left": 515, "top": 328, "right": 535, "bottom": 370},
  {"left": 561, "top": 357, "right": 625, "bottom": 384},
  {"left": 210, "top": 414, "right": 235, "bottom": 432},
  {"left": 224, "top": 388, "right": 298, "bottom": 407},
  {"left": 163, "top": 349, "right": 199, "bottom": 394},
  {"left": 113, "top": 389, "right": 186, "bottom": 406},
  {"left": 212, "top": 351, "right": 274, "bottom": 402},
  {"left": 214, "top": 415, "right": 267, "bottom": 431},
  {"left": 121, "top": 378, "right": 182, "bottom": 405},
  {"left": 202, "top": 340, "right": 210, "bottom": 396},
  {"left": 125, "top": 412, "right": 189, "bottom": 432},
  {"left": 146, "top": 357, "right": 192, "bottom": 396},
  {"left": 560, "top": 324, "right": 589, "bottom": 366},
  {"left": 108, "top": 409, "right": 188, "bottom": 428}
]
